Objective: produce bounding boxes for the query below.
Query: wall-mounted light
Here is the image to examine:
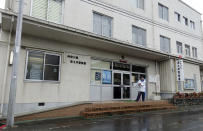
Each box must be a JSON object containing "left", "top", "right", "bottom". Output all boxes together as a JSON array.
[{"left": 9, "top": 50, "right": 14, "bottom": 65}]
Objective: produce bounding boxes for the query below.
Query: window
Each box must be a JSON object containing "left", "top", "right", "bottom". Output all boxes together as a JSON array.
[
  {"left": 184, "top": 79, "right": 195, "bottom": 89},
  {"left": 192, "top": 47, "right": 197, "bottom": 58},
  {"left": 26, "top": 50, "right": 61, "bottom": 81},
  {"left": 160, "top": 36, "right": 170, "bottom": 53},
  {"left": 175, "top": 12, "right": 181, "bottom": 22},
  {"left": 31, "top": 0, "right": 63, "bottom": 23},
  {"left": 190, "top": 20, "right": 195, "bottom": 30},
  {"left": 183, "top": 17, "right": 188, "bottom": 26},
  {"left": 185, "top": 45, "right": 190, "bottom": 56},
  {"left": 93, "top": 12, "right": 112, "bottom": 37},
  {"left": 132, "top": 26, "right": 146, "bottom": 46},
  {"left": 91, "top": 60, "right": 112, "bottom": 85},
  {"left": 176, "top": 41, "right": 183, "bottom": 54},
  {"left": 132, "top": 0, "right": 144, "bottom": 10},
  {"left": 158, "top": 3, "right": 169, "bottom": 21}
]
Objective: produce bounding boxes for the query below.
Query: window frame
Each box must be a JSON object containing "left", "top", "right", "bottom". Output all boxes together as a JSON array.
[
  {"left": 190, "top": 20, "right": 195, "bottom": 30},
  {"left": 184, "top": 79, "right": 195, "bottom": 90},
  {"left": 93, "top": 11, "right": 113, "bottom": 38},
  {"left": 30, "top": 0, "right": 64, "bottom": 24},
  {"left": 132, "top": 25, "right": 147, "bottom": 47},
  {"left": 183, "top": 16, "right": 188, "bottom": 26},
  {"left": 24, "top": 50, "right": 61, "bottom": 82},
  {"left": 158, "top": 3, "right": 169, "bottom": 21},
  {"left": 192, "top": 47, "right": 197, "bottom": 58},
  {"left": 185, "top": 44, "right": 191, "bottom": 57},
  {"left": 160, "top": 35, "right": 171, "bottom": 53},
  {"left": 134, "top": 0, "right": 145, "bottom": 10},
  {"left": 174, "top": 12, "right": 181, "bottom": 22},
  {"left": 90, "top": 59, "right": 112, "bottom": 86},
  {"left": 176, "top": 41, "right": 183, "bottom": 54}
]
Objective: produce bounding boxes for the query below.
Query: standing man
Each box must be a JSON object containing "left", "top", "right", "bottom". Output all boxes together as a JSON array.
[{"left": 136, "top": 76, "right": 146, "bottom": 102}]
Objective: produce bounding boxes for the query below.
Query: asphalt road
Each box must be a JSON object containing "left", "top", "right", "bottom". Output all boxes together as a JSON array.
[{"left": 4, "top": 111, "right": 203, "bottom": 131}]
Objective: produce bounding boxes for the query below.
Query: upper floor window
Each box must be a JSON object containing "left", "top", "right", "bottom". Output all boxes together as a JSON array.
[
  {"left": 192, "top": 47, "right": 197, "bottom": 58},
  {"left": 158, "top": 3, "right": 169, "bottom": 21},
  {"left": 31, "top": 0, "right": 63, "bottom": 23},
  {"left": 132, "top": 26, "right": 146, "bottom": 46},
  {"left": 175, "top": 12, "right": 181, "bottom": 22},
  {"left": 93, "top": 12, "right": 112, "bottom": 37},
  {"left": 176, "top": 41, "right": 183, "bottom": 54},
  {"left": 160, "top": 35, "right": 170, "bottom": 53},
  {"left": 26, "top": 50, "right": 61, "bottom": 81},
  {"left": 185, "top": 45, "right": 190, "bottom": 56},
  {"left": 183, "top": 16, "right": 188, "bottom": 26},
  {"left": 132, "top": 0, "right": 144, "bottom": 10},
  {"left": 190, "top": 20, "right": 195, "bottom": 30}
]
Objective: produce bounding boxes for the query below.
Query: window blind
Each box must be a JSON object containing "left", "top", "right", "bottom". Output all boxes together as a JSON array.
[
  {"left": 93, "top": 13, "right": 112, "bottom": 37},
  {"left": 32, "top": 0, "right": 62, "bottom": 23},
  {"left": 132, "top": 26, "right": 146, "bottom": 46},
  {"left": 32, "top": 0, "right": 48, "bottom": 20},
  {"left": 48, "top": 0, "right": 62, "bottom": 23},
  {"left": 160, "top": 36, "right": 170, "bottom": 53}
]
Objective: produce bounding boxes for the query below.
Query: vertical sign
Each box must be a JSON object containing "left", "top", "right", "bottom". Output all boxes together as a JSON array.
[{"left": 176, "top": 59, "right": 184, "bottom": 81}]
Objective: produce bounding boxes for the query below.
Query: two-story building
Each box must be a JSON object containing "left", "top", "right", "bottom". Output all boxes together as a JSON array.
[{"left": 0, "top": 0, "right": 203, "bottom": 117}]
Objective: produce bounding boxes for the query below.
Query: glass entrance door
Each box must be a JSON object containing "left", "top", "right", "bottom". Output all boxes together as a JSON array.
[{"left": 113, "top": 72, "right": 131, "bottom": 99}]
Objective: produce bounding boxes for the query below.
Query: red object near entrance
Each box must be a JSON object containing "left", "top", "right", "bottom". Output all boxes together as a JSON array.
[
  {"left": 0, "top": 125, "right": 6, "bottom": 130},
  {"left": 178, "top": 55, "right": 182, "bottom": 59}
]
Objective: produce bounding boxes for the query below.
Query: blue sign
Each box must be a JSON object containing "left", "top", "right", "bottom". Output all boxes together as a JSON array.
[{"left": 102, "top": 70, "right": 112, "bottom": 84}]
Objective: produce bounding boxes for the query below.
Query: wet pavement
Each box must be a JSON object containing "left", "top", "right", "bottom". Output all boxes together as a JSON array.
[{"left": 3, "top": 110, "right": 203, "bottom": 131}]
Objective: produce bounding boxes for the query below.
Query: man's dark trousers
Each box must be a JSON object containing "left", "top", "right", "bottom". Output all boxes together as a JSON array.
[{"left": 136, "top": 92, "right": 145, "bottom": 101}]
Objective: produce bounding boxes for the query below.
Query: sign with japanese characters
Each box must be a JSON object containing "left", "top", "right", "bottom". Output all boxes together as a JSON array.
[{"left": 176, "top": 59, "right": 184, "bottom": 81}]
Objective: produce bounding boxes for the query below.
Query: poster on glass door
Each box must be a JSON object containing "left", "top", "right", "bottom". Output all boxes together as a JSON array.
[{"left": 102, "top": 70, "right": 112, "bottom": 84}]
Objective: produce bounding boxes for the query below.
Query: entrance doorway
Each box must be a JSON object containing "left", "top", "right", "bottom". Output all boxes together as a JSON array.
[{"left": 113, "top": 72, "right": 131, "bottom": 99}]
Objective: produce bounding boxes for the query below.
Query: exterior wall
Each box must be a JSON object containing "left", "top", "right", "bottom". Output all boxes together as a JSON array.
[
  {"left": 159, "top": 59, "right": 176, "bottom": 99},
  {"left": 0, "top": 43, "right": 8, "bottom": 104},
  {"left": 0, "top": 31, "right": 10, "bottom": 109},
  {"left": 1, "top": 0, "right": 203, "bottom": 115},
  {"left": 8, "top": 0, "right": 203, "bottom": 61},
  {"left": 0, "top": 34, "right": 159, "bottom": 115},
  {"left": 183, "top": 62, "right": 201, "bottom": 92}
]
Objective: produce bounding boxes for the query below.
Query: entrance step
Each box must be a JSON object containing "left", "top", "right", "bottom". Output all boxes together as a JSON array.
[
  {"left": 81, "top": 101, "right": 176, "bottom": 118},
  {"left": 0, "top": 101, "right": 176, "bottom": 123}
]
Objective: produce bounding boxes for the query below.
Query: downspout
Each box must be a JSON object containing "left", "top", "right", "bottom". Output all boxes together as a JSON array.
[{"left": 0, "top": 15, "right": 14, "bottom": 117}]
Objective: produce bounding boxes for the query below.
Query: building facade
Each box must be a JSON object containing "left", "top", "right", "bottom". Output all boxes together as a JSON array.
[{"left": 0, "top": 0, "right": 203, "bottom": 117}]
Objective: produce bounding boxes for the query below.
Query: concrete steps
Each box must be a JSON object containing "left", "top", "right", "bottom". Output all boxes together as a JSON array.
[
  {"left": 0, "top": 101, "right": 176, "bottom": 123},
  {"left": 81, "top": 101, "right": 176, "bottom": 118}
]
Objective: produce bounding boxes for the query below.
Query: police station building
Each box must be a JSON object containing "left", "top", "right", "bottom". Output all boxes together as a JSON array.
[{"left": 0, "top": 0, "right": 203, "bottom": 116}]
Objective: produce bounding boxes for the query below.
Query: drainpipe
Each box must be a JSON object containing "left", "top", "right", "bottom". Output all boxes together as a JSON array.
[
  {"left": 0, "top": 16, "right": 14, "bottom": 117},
  {"left": 155, "top": 61, "right": 158, "bottom": 96}
]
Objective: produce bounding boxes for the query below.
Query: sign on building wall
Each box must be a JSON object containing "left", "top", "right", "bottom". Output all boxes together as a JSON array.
[
  {"left": 67, "top": 53, "right": 87, "bottom": 66},
  {"left": 176, "top": 59, "right": 184, "bottom": 81},
  {"left": 102, "top": 70, "right": 112, "bottom": 84}
]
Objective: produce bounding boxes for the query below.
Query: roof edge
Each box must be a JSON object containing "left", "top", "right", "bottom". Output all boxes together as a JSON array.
[{"left": 178, "top": 0, "right": 202, "bottom": 15}]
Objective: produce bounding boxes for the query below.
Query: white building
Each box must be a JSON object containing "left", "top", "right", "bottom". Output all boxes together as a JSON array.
[{"left": 0, "top": 0, "right": 203, "bottom": 117}]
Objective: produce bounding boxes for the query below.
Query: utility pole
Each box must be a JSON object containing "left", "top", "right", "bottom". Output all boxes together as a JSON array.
[{"left": 6, "top": 0, "right": 24, "bottom": 127}]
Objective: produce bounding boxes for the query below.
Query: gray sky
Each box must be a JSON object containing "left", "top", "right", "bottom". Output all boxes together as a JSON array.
[{"left": 0, "top": 0, "right": 202, "bottom": 19}]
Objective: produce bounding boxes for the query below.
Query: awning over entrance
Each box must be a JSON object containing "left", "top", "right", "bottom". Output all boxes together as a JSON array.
[
  {"left": 1, "top": 11, "right": 203, "bottom": 64},
  {"left": 1, "top": 11, "right": 170, "bottom": 61}
]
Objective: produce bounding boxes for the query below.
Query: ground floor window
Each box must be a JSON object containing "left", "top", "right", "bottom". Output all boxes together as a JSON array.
[
  {"left": 25, "top": 50, "right": 61, "bottom": 81},
  {"left": 184, "top": 79, "right": 195, "bottom": 89},
  {"left": 91, "top": 60, "right": 112, "bottom": 85}
]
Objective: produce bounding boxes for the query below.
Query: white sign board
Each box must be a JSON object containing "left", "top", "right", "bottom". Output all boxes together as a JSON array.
[{"left": 176, "top": 59, "right": 184, "bottom": 81}]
